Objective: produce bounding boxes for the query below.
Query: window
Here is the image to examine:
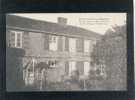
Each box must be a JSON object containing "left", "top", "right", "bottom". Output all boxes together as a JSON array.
[
  {"left": 48, "top": 60, "right": 57, "bottom": 68},
  {"left": 69, "top": 61, "right": 76, "bottom": 76},
  {"left": 100, "top": 64, "right": 106, "bottom": 76},
  {"left": 84, "top": 40, "right": 90, "bottom": 53},
  {"left": 49, "top": 35, "right": 58, "bottom": 51},
  {"left": 49, "top": 35, "right": 57, "bottom": 43},
  {"left": 84, "top": 62, "right": 90, "bottom": 76},
  {"left": 26, "top": 72, "right": 34, "bottom": 85},
  {"left": 69, "top": 38, "right": 76, "bottom": 52},
  {"left": 10, "top": 30, "right": 23, "bottom": 48}
]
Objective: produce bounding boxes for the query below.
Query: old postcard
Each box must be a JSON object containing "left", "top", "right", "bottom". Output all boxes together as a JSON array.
[{"left": 6, "top": 13, "right": 127, "bottom": 91}]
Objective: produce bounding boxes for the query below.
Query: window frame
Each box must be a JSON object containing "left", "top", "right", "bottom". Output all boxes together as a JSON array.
[
  {"left": 49, "top": 35, "right": 57, "bottom": 43},
  {"left": 69, "top": 38, "right": 76, "bottom": 52},
  {"left": 84, "top": 40, "right": 90, "bottom": 53},
  {"left": 49, "top": 35, "right": 58, "bottom": 51},
  {"left": 84, "top": 61, "right": 90, "bottom": 76},
  {"left": 69, "top": 61, "right": 76, "bottom": 76},
  {"left": 10, "top": 30, "right": 23, "bottom": 48}
]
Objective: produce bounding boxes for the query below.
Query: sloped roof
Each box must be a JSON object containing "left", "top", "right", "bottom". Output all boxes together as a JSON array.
[{"left": 6, "top": 15, "right": 101, "bottom": 39}]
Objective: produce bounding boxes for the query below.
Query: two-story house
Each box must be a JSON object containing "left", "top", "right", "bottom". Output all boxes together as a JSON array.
[{"left": 6, "top": 15, "right": 101, "bottom": 87}]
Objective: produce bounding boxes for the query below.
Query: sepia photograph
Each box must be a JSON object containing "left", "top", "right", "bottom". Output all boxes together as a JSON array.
[{"left": 6, "top": 13, "right": 127, "bottom": 91}]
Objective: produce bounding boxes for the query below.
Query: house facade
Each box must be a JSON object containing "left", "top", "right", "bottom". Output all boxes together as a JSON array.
[{"left": 6, "top": 15, "right": 101, "bottom": 87}]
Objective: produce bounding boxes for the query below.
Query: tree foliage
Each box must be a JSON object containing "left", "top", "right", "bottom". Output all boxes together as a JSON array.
[{"left": 90, "top": 25, "right": 127, "bottom": 90}]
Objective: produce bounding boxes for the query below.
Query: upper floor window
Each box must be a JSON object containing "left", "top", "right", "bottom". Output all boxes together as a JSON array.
[
  {"left": 84, "top": 40, "right": 90, "bottom": 53},
  {"left": 69, "top": 38, "right": 76, "bottom": 52},
  {"left": 10, "top": 30, "right": 23, "bottom": 48},
  {"left": 49, "top": 35, "right": 58, "bottom": 51}
]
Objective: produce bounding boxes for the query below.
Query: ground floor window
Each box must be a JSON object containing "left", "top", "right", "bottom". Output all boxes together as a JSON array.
[
  {"left": 84, "top": 62, "right": 90, "bottom": 76},
  {"left": 69, "top": 61, "right": 76, "bottom": 76},
  {"left": 65, "top": 61, "right": 90, "bottom": 76}
]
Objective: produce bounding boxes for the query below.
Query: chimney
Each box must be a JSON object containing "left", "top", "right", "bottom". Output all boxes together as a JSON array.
[{"left": 57, "top": 17, "right": 67, "bottom": 25}]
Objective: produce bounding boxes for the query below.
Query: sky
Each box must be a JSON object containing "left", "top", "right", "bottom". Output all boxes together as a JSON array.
[{"left": 11, "top": 13, "right": 126, "bottom": 35}]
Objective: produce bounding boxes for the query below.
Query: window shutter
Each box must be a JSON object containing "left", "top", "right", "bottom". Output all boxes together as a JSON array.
[
  {"left": 81, "top": 39, "right": 83, "bottom": 52},
  {"left": 58, "top": 36, "right": 63, "bottom": 51},
  {"left": 23, "top": 32, "right": 29, "bottom": 49},
  {"left": 82, "top": 39, "right": 84, "bottom": 52},
  {"left": 9, "top": 31, "right": 15, "bottom": 47},
  {"left": 77, "top": 61, "right": 84, "bottom": 75},
  {"left": 76, "top": 39, "right": 79, "bottom": 52},
  {"left": 44, "top": 34, "right": 49, "bottom": 50},
  {"left": 65, "top": 62, "right": 69, "bottom": 75},
  {"left": 89, "top": 40, "right": 94, "bottom": 53},
  {"left": 65, "top": 37, "right": 69, "bottom": 51},
  {"left": 6, "top": 30, "right": 10, "bottom": 47}
]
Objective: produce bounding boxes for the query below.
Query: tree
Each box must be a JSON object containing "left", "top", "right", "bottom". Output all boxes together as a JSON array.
[{"left": 90, "top": 25, "right": 127, "bottom": 90}]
